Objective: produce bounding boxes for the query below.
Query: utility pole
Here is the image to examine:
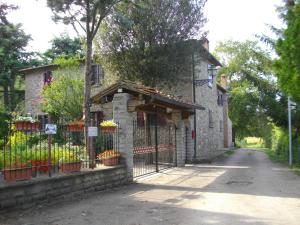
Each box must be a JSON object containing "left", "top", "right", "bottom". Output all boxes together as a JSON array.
[{"left": 288, "top": 96, "right": 293, "bottom": 166}]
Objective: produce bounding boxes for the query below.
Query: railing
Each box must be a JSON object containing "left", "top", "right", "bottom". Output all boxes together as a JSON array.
[
  {"left": 0, "top": 118, "right": 120, "bottom": 182},
  {"left": 133, "top": 119, "right": 176, "bottom": 178}
]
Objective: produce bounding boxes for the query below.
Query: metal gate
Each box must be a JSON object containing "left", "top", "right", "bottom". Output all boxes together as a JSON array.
[{"left": 133, "top": 117, "right": 176, "bottom": 178}]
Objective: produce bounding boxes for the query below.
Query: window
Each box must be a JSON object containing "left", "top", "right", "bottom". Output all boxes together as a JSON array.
[
  {"left": 44, "top": 71, "right": 53, "bottom": 85},
  {"left": 91, "top": 64, "right": 104, "bottom": 85},
  {"left": 220, "top": 120, "right": 223, "bottom": 132},
  {"left": 217, "top": 91, "right": 223, "bottom": 106},
  {"left": 207, "top": 64, "right": 214, "bottom": 88},
  {"left": 208, "top": 109, "right": 214, "bottom": 128}
]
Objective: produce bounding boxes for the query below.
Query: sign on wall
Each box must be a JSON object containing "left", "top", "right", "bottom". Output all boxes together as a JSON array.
[{"left": 88, "top": 127, "right": 98, "bottom": 137}]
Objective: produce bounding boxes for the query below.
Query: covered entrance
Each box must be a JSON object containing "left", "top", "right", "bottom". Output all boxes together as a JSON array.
[{"left": 91, "top": 80, "right": 204, "bottom": 179}]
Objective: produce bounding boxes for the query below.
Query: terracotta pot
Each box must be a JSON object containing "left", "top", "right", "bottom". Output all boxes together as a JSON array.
[
  {"left": 3, "top": 168, "right": 32, "bottom": 182},
  {"left": 15, "top": 121, "right": 40, "bottom": 131},
  {"left": 66, "top": 121, "right": 84, "bottom": 132},
  {"left": 60, "top": 162, "right": 82, "bottom": 172},
  {"left": 102, "top": 157, "right": 119, "bottom": 166},
  {"left": 30, "top": 160, "right": 50, "bottom": 173},
  {"left": 101, "top": 126, "right": 116, "bottom": 133}
]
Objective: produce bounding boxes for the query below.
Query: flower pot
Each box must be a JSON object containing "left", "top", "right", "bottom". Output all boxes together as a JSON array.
[
  {"left": 60, "top": 162, "right": 82, "bottom": 172},
  {"left": 3, "top": 168, "right": 32, "bottom": 182},
  {"left": 30, "top": 160, "right": 50, "bottom": 173},
  {"left": 66, "top": 121, "right": 84, "bottom": 132},
  {"left": 101, "top": 126, "right": 116, "bottom": 133},
  {"left": 102, "top": 157, "right": 119, "bottom": 166},
  {"left": 15, "top": 121, "right": 40, "bottom": 131}
]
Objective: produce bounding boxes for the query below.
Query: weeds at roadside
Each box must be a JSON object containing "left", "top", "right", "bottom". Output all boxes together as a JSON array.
[
  {"left": 259, "top": 148, "right": 300, "bottom": 176},
  {"left": 224, "top": 150, "right": 235, "bottom": 156}
]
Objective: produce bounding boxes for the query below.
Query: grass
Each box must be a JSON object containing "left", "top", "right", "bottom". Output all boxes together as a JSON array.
[
  {"left": 259, "top": 148, "right": 300, "bottom": 176},
  {"left": 224, "top": 149, "right": 235, "bottom": 156}
]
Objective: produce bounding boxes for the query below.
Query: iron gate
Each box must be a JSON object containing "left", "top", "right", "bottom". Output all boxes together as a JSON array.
[{"left": 133, "top": 117, "right": 176, "bottom": 178}]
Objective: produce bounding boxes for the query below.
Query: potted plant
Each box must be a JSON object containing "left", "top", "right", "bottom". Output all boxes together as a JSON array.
[
  {"left": 2, "top": 160, "right": 32, "bottom": 182},
  {"left": 66, "top": 120, "right": 84, "bottom": 132},
  {"left": 100, "top": 120, "right": 118, "bottom": 133},
  {"left": 14, "top": 115, "right": 40, "bottom": 131},
  {"left": 30, "top": 159, "right": 49, "bottom": 173},
  {"left": 59, "top": 154, "right": 82, "bottom": 173},
  {"left": 97, "top": 150, "right": 120, "bottom": 166}
]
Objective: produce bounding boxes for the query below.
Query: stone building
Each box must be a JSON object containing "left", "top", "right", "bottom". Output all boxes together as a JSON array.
[
  {"left": 20, "top": 39, "right": 232, "bottom": 162},
  {"left": 157, "top": 39, "right": 233, "bottom": 162},
  {"left": 19, "top": 63, "right": 104, "bottom": 118}
]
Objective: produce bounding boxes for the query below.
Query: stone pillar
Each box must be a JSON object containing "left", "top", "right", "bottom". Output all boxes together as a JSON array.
[
  {"left": 172, "top": 110, "right": 186, "bottom": 167},
  {"left": 176, "top": 121, "right": 186, "bottom": 167},
  {"left": 113, "top": 93, "right": 133, "bottom": 180}
]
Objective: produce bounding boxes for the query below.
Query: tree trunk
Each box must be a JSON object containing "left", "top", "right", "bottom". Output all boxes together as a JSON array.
[{"left": 84, "top": 36, "right": 93, "bottom": 167}]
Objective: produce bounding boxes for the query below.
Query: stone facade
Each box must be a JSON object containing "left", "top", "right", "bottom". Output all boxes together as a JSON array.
[
  {"left": 160, "top": 42, "right": 233, "bottom": 162},
  {"left": 25, "top": 70, "right": 47, "bottom": 115},
  {"left": 113, "top": 93, "right": 134, "bottom": 179},
  {"left": 23, "top": 65, "right": 108, "bottom": 116}
]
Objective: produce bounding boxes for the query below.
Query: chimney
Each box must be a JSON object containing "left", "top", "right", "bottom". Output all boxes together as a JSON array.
[
  {"left": 220, "top": 74, "right": 228, "bottom": 90},
  {"left": 201, "top": 37, "right": 209, "bottom": 50}
]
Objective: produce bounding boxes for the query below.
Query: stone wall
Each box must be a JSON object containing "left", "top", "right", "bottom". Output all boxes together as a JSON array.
[
  {"left": 0, "top": 166, "right": 130, "bottom": 211},
  {"left": 25, "top": 71, "right": 45, "bottom": 115}
]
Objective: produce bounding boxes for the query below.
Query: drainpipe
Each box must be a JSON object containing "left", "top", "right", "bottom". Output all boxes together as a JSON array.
[{"left": 192, "top": 53, "right": 197, "bottom": 162}]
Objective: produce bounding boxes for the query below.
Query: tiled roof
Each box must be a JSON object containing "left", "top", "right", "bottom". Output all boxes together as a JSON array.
[{"left": 92, "top": 80, "right": 205, "bottom": 111}]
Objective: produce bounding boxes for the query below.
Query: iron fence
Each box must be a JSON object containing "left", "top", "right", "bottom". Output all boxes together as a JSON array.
[
  {"left": 0, "top": 116, "right": 120, "bottom": 182},
  {"left": 133, "top": 119, "right": 176, "bottom": 178}
]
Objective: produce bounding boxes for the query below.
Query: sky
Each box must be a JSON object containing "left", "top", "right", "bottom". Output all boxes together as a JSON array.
[{"left": 2, "top": 0, "right": 284, "bottom": 52}]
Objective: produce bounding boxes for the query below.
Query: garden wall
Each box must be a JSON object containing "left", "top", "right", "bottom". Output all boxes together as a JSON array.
[{"left": 0, "top": 165, "right": 130, "bottom": 211}]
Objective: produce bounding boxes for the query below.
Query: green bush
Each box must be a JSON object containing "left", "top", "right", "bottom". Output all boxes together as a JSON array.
[
  {"left": 0, "top": 108, "right": 10, "bottom": 148},
  {"left": 0, "top": 144, "right": 87, "bottom": 170}
]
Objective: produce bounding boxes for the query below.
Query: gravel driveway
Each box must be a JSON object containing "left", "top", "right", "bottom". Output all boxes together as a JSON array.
[{"left": 2, "top": 148, "right": 300, "bottom": 225}]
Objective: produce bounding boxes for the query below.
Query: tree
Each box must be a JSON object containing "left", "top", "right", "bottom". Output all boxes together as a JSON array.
[
  {"left": 96, "top": 0, "right": 207, "bottom": 86},
  {"left": 42, "top": 66, "right": 84, "bottom": 121},
  {"left": 214, "top": 40, "right": 288, "bottom": 143},
  {"left": 0, "top": 3, "right": 33, "bottom": 111},
  {"left": 43, "top": 35, "right": 84, "bottom": 63},
  {"left": 47, "top": 0, "right": 125, "bottom": 150},
  {"left": 275, "top": 0, "right": 300, "bottom": 102}
]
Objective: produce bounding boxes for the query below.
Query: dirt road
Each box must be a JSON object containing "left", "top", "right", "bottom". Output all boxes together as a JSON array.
[{"left": 2, "top": 149, "right": 300, "bottom": 225}]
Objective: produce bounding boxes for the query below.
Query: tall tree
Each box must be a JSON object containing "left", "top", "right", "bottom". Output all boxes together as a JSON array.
[
  {"left": 214, "top": 40, "right": 289, "bottom": 142},
  {"left": 275, "top": 0, "right": 300, "bottom": 102},
  {"left": 43, "top": 35, "right": 84, "bottom": 62},
  {"left": 47, "top": 0, "right": 125, "bottom": 160},
  {"left": 96, "top": 0, "right": 207, "bottom": 86},
  {"left": 0, "top": 3, "right": 32, "bottom": 111}
]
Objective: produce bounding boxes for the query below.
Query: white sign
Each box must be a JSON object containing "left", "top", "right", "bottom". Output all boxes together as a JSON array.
[
  {"left": 88, "top": 127, "right": 98, "bottom": 137},
  {"left": 45, "top": 124, "right": 57, "bottom": 134}
]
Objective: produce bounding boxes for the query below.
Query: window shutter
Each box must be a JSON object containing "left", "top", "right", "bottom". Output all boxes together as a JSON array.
[{"left": 91, "top": 64, "right": 104, "bottom": 85}]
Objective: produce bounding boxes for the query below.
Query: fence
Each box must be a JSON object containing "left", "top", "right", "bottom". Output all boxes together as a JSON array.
[{"left": 0, "top": 116, "right": 119, "bottom": 182}]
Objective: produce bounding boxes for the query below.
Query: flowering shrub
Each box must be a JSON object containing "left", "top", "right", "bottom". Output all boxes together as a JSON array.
[
  {"left": 97, "top": 150, "right": 120, "bottom": 159},
  {"left": 14, "top": 115, "right": 38, "bottom": 123},
  {"left": 100, "top": 120, "right": 117, "bottom": 127}
]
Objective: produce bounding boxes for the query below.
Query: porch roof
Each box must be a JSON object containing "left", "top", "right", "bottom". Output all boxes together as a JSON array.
[{"left": 92, "top": 80, "right": 205, "bottom": 112}]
